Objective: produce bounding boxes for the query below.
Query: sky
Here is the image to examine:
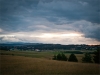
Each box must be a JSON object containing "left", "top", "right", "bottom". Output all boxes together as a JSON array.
[{"left": 0, "top": 0, "right": 100, "bottom": 45}]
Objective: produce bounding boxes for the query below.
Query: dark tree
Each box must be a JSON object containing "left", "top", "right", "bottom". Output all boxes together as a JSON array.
[
  {"left": 61, "top": 53, "right": 67, "bottom": 61},
  {"left": 56, "top": 53, "right": 62, "bottom": 60},
  {"left": 68, "top": 53, "right": 78, "bottom": 62},
  {"left": 93, "top": 48, "right": 100, "bottom": 64},
  {"left": 82, "top": 53, "right": 92, "bottom": 63}
]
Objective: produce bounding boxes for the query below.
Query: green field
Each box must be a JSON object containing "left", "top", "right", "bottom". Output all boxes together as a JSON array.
[
  {"left": 0, "top": 50, "right": 100, "bottom": 75},
  {"left": 0, "top": 50, "right": 93, "bottom": 62}
]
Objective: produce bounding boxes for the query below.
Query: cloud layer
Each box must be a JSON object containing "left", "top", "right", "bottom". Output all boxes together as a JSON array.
[{"left": 0, "top": 0, "right": 100, "bottom": 44}]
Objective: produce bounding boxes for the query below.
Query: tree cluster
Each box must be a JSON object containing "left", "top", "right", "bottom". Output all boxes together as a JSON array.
[
  {"left": 53, "top": 48, "right": 99, "bottom": 64},
  {"left": 82, "top": 48, "right": 100, "bottom": 64},
  {"left": 53, "top": 53, "right": 78, "bottom": 62},
  {"left": 53, "top": 53, "right": 67, "bottom": 61}
]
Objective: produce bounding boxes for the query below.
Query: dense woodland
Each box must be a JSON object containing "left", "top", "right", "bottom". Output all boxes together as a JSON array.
[{"left": 0, "top": 43, "right": 99, "bottom": 51}]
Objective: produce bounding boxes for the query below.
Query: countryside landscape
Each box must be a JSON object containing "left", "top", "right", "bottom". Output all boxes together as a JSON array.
[
  {"left": 0, "top": 43, "right": 100, "bottom": 75},
  {"left": 0, "top": 0, "right": 100, "bottom": 75}
]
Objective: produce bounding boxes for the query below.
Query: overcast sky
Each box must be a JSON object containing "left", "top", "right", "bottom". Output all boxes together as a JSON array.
[{"left": 0, "top": 0, "right": 100, "bottom": 45}]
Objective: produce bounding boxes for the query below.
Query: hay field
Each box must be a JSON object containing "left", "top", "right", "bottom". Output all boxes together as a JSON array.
[
  {"left": 0, "top": 50, "right": 92, "bottom": 62},
  {"left": 0, "top": 55, "right": 100, "bottom": 75}
]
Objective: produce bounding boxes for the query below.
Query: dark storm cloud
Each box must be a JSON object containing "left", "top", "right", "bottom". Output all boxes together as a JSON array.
[
  {"left": 40, "top": 0, "right": 100, "bottom": 24},
  {"left": 1, "top": 0, "right": 99, "bottom": 23},
  {"left": 0, "top": 0, "right": 100, "bottom": 43},
  {"left": 71, "top": 21, "right": 100, "bottom": 41},
  {"left": 83, "top": 25, "right": 100, "bottom": 41}
]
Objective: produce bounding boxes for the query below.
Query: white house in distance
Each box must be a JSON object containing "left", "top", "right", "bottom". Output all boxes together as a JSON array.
[{"left": 35, "top": 49, "right": 40, "bottom": 52}]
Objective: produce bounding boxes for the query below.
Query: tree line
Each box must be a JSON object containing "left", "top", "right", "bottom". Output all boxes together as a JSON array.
[
  {"left": 52, "top": 49, "right": 100, "bottom": 64},
  {"left": 0, "top": 43, "right": 99, "bottom": 50}
]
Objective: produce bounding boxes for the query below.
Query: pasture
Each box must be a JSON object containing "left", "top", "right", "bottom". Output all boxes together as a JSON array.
[{"left": 0, "top": 50, "right": 100, "bottom": 75}]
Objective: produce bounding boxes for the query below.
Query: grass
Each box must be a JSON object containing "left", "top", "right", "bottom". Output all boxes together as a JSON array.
[
  {"left": 0, "top": 50, "right": 100, "bottom": 75},
  {"left": 0, "top": 50, "right": 91, "bottom": 62},
  {"left": 0, "top": 50, "right": 56, "bottom": 61},
  {"left": 0, "top": 55, "right": 100, "bottom": 75}
]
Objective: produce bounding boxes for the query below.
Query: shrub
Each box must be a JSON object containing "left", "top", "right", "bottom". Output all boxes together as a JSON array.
[
  {"left": 61, "top": 53, "right": 67, "bottom": 61},
  {"left": 82, "top": 53, "right": 92, "bottom": 63},
  {"left": 12, "top": 54, "right": 14, "bottom": 56},
  {"left": 56, "top": 53, "right": 62, "bottom": 60},
  {"left": 68, "top": 53, "right": 78, "bottom": 62},
  {"left": 93, "top": 48, "right": 100, "bottom": 64}
]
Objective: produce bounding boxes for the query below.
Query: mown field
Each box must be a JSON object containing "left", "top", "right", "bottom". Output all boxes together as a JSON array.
[{"left": 0, "top": 50, "right": 100, "bottom": 75}]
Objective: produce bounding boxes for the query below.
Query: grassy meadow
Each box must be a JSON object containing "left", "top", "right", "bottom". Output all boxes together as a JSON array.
[{"left": 0, "top": 50, "right": 100, "bottom": 75}]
